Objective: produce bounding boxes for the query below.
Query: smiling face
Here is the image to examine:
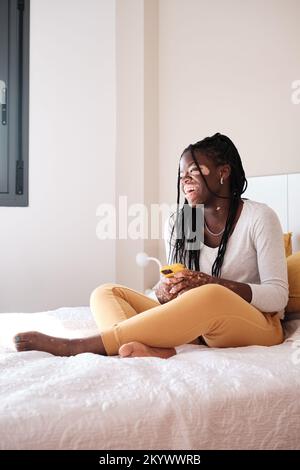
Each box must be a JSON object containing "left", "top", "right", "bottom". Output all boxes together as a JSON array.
[{"left": 179, "top": 150, "right": 229, "bottom": 206}]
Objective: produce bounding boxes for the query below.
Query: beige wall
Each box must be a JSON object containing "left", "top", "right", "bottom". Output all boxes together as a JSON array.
[
  {"left": 116, "top": 0, "right": 160, "bottom": 291},
  {"left": 159, "top": 0, "right": 300, "bottom": 204},
  {"left": 158, "top": 0, "right": 300, "bottom": 262},
  {"left": 116, "top": 0, "right": 300, "bottom": 279},
  {"left": 1, "top": 0, "right": 299, "bottom": 309},
  {"left": 115, "top": 0, "right": 144, "bottom": 292},
  {"left": 0, "top": 0, "right": 116, "bottom": 312}
]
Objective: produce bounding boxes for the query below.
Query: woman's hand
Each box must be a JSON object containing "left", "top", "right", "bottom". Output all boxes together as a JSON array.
[
  {"left": 165, "top": 269, "right": 212, "bottom": 296},
  {"left": 153, "top": 278, "right": 179, "bottom": 304},
  {"left": 154, "top": 269, "right": 212, "bottom": 303}
]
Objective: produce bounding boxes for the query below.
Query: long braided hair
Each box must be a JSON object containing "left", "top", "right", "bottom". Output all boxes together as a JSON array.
[{"left": 169, "top": 133, "right": 248, "bottom": 277}]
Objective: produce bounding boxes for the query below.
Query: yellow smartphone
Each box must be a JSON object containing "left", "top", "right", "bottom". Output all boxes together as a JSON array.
[{"left": 160, "top": 263, "right": 186, "bottom": 278}]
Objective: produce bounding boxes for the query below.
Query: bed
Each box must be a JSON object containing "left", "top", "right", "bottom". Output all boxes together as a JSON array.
[{"left": 0, "top": 306, "right": 300, "bottom": 450}]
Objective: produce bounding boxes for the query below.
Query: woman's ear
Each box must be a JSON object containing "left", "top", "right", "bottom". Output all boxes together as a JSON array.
[{"left": 219, "top": 164, "right": 231, "bottom": 182}]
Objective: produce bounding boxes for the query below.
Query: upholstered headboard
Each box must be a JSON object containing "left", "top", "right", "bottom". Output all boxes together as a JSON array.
[{"left": 244, "top": 173, "right": 300, "bottom": 253}]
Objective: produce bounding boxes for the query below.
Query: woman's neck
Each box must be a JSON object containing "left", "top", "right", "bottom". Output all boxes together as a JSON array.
[{"left": 204, "top": 198, "right": 231, "bottom": 221}]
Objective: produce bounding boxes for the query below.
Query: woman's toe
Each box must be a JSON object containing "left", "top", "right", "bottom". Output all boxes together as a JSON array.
[{"left": 119, "top": 342, "right": 135, "bottom": 357}]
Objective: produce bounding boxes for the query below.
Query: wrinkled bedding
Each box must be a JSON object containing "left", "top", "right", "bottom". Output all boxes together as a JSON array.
[{"left": 0, "top": 307, "right": 299, "bottom": 450}]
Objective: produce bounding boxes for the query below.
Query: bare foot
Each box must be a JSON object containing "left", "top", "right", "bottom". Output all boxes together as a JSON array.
[
  {"left": 14, "top": 331, "right": 106, "bottom": 356},
  {"left": 119, "top": 341, "right": 176, "bottom": 359}
]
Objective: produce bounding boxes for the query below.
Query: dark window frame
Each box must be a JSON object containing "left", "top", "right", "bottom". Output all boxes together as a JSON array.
[{"left": 0, "top": 0, "right": 29, "bottom": 207}]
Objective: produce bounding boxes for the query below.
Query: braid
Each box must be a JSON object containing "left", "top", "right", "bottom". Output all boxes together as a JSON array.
[{"left": 168, "top": 133, "right": 247, "bottom": 277}]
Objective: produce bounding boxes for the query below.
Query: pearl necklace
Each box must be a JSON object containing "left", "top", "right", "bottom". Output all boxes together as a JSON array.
[{"left": 204, "top": 218, "right": 225, "bottom": 237}]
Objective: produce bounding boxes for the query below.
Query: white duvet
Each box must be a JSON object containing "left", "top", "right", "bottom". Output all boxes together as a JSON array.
[{"left": 0, "top": 307, "right": 300, "bottom": 450}]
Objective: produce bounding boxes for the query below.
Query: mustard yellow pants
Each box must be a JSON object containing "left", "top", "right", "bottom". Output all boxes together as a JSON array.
[{"left": 90, "top": 283, "right": 284, "bottom": 356}]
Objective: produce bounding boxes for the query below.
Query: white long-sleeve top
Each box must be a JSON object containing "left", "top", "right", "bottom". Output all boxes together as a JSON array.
[{"left": 164, "top": 199, "right": 289, "bottom": 318}]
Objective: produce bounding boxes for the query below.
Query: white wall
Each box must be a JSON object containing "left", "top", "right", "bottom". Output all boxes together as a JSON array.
[
  {"left": 158, "top": 0, "right": 300, "bottom": 262},
  {"left": 244, "top": 173, "right": 300, "bottom": 253},
  {"left": 0, "top": 0, "right": 116, "bottom": 312}
]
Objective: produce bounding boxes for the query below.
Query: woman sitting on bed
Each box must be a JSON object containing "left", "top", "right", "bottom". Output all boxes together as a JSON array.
[{"left": 14, "top": 133, "right": 289, "bottom": 358}]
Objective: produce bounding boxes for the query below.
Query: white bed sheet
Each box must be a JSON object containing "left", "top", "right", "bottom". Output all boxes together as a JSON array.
[{"left": 0, "top": 307, "right": 300, "bottom": 450}]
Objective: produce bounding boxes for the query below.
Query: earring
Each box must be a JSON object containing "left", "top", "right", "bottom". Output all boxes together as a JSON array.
[{"left": 220, "top": 176, "right": 224, "bottom": 185}]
